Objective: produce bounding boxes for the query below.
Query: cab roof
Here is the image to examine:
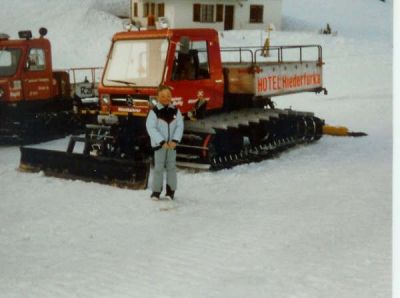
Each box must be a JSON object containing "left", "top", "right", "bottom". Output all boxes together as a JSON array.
[
  {"left": 112, "top": 28, "right": 219, "bottom": 42},
  {"left": 0, "top": 37, "right": 50, "bottom": 48}
]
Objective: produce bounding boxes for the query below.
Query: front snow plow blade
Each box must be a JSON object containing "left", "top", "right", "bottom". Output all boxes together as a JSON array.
[{"left": 19, "top": 146, "right": 150, "bottom": 189}]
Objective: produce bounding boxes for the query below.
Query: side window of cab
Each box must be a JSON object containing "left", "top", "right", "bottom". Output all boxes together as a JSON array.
[
  {"left": 172, "top": 40, "right": 210, "bottom": 81},
  {"left": 27, "top": 48, "right": 46, "bottom": 71}
]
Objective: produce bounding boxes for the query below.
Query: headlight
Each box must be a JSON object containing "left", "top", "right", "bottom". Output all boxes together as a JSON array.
[
  {"left": 101, "top": 94, "right": 110, "bottom": 105},
  {"left": 0, "top": 88, "right": 4, "bottom": 99}
]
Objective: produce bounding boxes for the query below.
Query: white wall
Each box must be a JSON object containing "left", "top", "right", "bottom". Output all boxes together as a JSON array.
[
  {"left": 168, "top": 0, "right": 225, "bottom": 30},
  {"left": 235, "top": 0, "right": 282, "bottom": 30},
  {"left": 130, "top": 0, "right": 282, "bottom": 30}
]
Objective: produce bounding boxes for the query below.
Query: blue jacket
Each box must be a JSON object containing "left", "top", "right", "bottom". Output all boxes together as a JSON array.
[{"left": 146, "top": 102, "right": 184, "bottom": 149}]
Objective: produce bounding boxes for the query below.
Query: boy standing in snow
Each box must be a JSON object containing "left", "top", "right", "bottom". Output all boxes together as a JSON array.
[{"left": 146, "top": 85, "right": 184, "bottom": 200}]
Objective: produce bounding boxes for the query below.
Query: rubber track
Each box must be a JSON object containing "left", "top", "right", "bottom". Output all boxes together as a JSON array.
[{"left": 177, "top": 108, "right": 324, "bottom": 170}]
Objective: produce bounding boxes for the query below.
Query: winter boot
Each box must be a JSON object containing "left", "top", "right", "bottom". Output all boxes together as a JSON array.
[
  {"left": 165, "top": 185, "right": 175, "bottom": 200},
  {"left": 151, "top": 192, "right": 161, "bottom": 201}
]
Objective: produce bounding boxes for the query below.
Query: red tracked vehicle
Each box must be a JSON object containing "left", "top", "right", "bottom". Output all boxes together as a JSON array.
[
  {"left": 20, "top": 28, "right": 327, "bottom": 189},
  {"left": 0, "top": 28, "right": 100, "bottom": 143}
]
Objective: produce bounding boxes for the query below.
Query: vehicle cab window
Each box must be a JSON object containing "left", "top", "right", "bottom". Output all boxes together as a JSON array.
[
  {"left": 0, "top": 48, "right": 22, "bottom": 77},
  {"left": 27, "top": 48, "right": 46, "bottom": 71},
  {"left": 172, "top": 40, "right": 210, "bottom": 81}
]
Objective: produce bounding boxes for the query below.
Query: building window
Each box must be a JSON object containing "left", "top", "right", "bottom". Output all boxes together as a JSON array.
[
  {"left": 158, "top": 3, "right": 165, "bottom": 17},
  {"left": 133, "top": 2, "right": 138, "bottom": 17},
  {"left": 193, "top": 4, "right": 215, "bottom": 23},
  {"left": 143, "top": 2, "right": 149, "bottom": 17},
  {"left": 143, "top": 2, "right": 164, "bottom": 17},
  {"left": 201, "top": 4, "right": 214, "bottom": 22},
  {"left": 193, "top": 4, "right": 201, "bottom": 22},
  {"left": 216, "top": 4, "right": 223, "bottom": 22},
  {"left": 249, "top": 5, "right": 264, "bottom": 23}
]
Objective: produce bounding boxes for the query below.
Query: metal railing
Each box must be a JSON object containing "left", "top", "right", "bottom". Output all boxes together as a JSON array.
[
  {"left": 220, "top": 45, "right": 323, "bottom": 65},
  {"left": 67, "top": 67, "right": 104, "bottom": 85}
]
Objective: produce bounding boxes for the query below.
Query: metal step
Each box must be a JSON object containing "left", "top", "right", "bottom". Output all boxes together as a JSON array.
[{"left": 176, "top": 161, "right": 211, "bottom": 170}]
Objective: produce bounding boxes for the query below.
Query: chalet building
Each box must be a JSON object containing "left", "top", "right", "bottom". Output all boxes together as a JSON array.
[{"left": 130, "top": 0, "right": 282, "bottom": 31}]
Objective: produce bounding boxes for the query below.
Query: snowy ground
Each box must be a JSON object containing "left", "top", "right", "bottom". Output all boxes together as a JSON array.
[{"left": 0, "top": 0, "right": 394, "bottom": 297}]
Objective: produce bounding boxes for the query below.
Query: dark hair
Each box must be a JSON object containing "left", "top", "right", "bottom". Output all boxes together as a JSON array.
[{"left": 157, "top": 85, "right": 172, "bottom": 94}]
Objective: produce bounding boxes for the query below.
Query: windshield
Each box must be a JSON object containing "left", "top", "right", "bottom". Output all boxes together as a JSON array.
[
  {"left": 103, "top": 38, "right": 169, "bottom": 87},
  {"left": 0, "top": 48, "right": 22, "bottom": 77}
]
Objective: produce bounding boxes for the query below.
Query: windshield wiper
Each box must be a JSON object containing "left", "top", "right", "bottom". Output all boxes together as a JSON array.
[{"left": 108, "top": 79, "right": 137, "bottom": 87}]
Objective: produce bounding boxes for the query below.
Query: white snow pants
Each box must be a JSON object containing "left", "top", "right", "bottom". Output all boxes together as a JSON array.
[{"left": 152, "top": 147, "right": 177, "bottom": 193}]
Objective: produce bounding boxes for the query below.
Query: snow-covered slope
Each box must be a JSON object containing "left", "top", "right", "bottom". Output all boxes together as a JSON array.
[
  {"left": 0, "top": 0, "right": 125, "bottom": 68},
  {"left": 0, "top": 1, "right": 393, "bottom": 298},
  {"left": 282, "top": 0, "right": 393, "bottom": 42}
]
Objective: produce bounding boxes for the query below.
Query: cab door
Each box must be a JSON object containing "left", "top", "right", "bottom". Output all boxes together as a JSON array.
[
  {"left": 22, "top": 47, "right": 53, "bottom": 102},
  {"left": 165, "top": 38, "right": 224, "bottom": 115}
]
